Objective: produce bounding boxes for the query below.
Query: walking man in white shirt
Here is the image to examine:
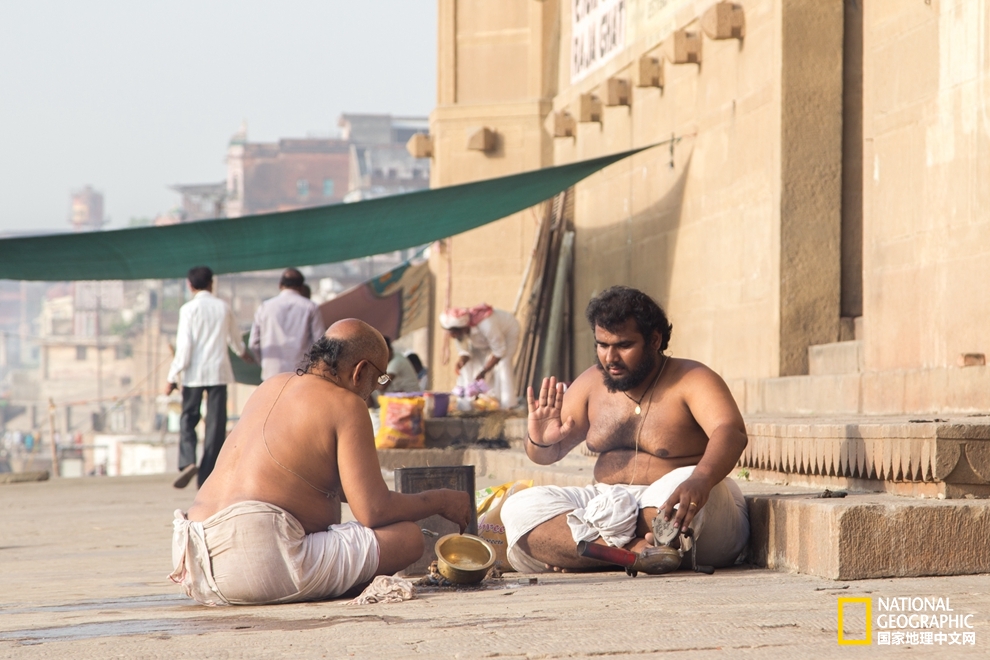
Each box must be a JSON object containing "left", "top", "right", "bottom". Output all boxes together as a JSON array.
[
  {"left": 166, "top": 266, "right": 253, "bottom": 489},
  {"left": 249, "top": 268, "right": 326, "bottom": 381}
]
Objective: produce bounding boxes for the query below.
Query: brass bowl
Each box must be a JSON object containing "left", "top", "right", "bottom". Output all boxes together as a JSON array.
[{"left": 434, "top": 534, "right": 496, "bottom": 585}]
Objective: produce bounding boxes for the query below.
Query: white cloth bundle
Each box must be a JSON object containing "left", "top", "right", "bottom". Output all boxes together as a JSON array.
[{"left": 566, "top": 484, "right": 641, "bottom": 548}]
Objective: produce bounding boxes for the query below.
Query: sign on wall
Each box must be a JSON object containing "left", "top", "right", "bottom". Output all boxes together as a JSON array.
[
  {"left": 571, "top": 0, "right": 628, "bottom": 83},
  {"left": 570, "top": 0, "right": 715, "bottom": 85}
]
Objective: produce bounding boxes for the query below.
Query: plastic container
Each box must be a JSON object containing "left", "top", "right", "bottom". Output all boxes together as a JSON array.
[{"left": 430, "top": 392, "right": 450, "bottom": 418}]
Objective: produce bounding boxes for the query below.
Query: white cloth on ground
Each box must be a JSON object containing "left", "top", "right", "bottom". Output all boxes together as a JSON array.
[
  {"left": 167, "top": 290, "right": 245, "bottom": 387},
  {"left": 169, "top": 500, "right": 380, "bottom": 605},
  {"left": 347, "top": 575, "right": 415, "bottom": 605},
  {"left": 249, "top": 289, "right": 326, "bottom": 381},
  {"left": 500, "top": 466, "right": 749, "bottom": 574}
]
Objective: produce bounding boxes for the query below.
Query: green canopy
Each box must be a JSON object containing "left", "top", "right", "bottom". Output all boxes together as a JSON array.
[{"left": 0, "top": 146, "right": 650, "bottom": 282}]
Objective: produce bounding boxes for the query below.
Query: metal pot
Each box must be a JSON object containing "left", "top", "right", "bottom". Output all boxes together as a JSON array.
[{"left": 434, "top": 533, "right": 496, "bottom": 584}]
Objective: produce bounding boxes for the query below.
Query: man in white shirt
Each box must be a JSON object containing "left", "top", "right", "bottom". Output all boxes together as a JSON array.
[
  {"left": 166, "top": 266, "right": 252, "bottom": 489},
  {"left": 382, "top": 336, "right": 421, "bottom": 394},
  {"left": 249, "top": 268, "right": 326, "bottom": 381},
  {"left": 439, "top": 304, "right": 521, "bottom": 409}
]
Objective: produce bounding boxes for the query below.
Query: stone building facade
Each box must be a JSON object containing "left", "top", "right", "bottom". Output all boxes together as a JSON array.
[{"left": 425, "top": 0, "right": 990, "bottom": 415}]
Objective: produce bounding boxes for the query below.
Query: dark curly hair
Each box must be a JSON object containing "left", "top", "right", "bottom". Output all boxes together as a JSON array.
[
  {"left": 298, "top": 336, "right": 346, "bottom": 376},
  {"left": 585, "top": 286, "right": 673, "bottom": 351}
]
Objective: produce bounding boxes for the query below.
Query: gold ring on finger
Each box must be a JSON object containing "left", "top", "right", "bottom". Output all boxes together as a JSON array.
[{"left": 689, "top": 502, "right": 698, "bottom": 509}]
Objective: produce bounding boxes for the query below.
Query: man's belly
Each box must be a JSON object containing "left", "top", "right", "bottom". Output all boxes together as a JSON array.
[{"left": 593, "top": 449, "right": 702, "bottom": 486}]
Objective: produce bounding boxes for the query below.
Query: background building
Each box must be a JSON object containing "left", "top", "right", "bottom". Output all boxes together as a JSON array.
[
  {"left": 172, "top": 114, "right": 430, "bottom": 219},
  {"left": 69, "top": 185, "right": 105, "bottom": 232}
]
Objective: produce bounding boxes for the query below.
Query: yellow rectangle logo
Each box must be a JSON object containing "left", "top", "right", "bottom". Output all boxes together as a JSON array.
[{"left": 838, "top": 597, "right": 872, "bottom": 645}]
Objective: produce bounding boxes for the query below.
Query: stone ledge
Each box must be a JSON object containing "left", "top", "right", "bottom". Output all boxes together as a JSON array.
[
  {"left": 730, "top": 366, "right": 990, "bottom": 416},
  {"left": 808, "top": 340, "right": 863, "bottom": 376},
  {"left": 739, "top": 415, "right": 990, "bottom": 498},
  {"left": 748, "top": 491, "right": 990, "bottom": 580},
  {"left": 0, "top": 470, "right": 49, "bottom": 485}
]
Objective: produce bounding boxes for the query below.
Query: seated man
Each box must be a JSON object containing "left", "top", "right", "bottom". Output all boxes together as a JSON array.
[
  {"left": 501, "top": 286, "right": 749, "bottom": 573},
  {"left": 169, "top": 319, "right": 472, "bottom": 605}
]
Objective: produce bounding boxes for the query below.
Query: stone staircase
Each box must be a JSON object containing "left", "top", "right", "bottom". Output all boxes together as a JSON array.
[
  {"left": 730, "top": 317, "right": 989, "bottom": 415},
  {"left": 760, "top": 321, "right": 865, "bottom": 415}
]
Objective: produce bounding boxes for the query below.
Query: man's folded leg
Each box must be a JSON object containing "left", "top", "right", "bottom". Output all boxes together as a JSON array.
[
  {"left": 501, "top": 484, "right": 602, "bottom": 573},
  {"left": 638, "top": 466, "right": 750, "bottom": 568}
]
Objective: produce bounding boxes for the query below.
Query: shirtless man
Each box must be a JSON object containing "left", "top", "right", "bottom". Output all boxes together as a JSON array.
[
  {"left": 500, "top": 286, "right": 749, "bottom": 573},
  {"left": 169, "top": 319, "right": 472, "bottom": 605}
]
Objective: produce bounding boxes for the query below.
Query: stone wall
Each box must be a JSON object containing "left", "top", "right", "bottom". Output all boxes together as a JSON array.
[
  {"left": 863, "top": 0, "right": 990, "bottom": 374},
  {"left": 425, "top": 0, "right": 990, "bottom": 414}
]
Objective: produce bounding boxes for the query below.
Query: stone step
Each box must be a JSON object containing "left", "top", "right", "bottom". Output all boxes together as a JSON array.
[
  {"left": 760, "top": 373, "right": 862, "bottom": 414},
  {"left": 808, "top": 340, "right": 863, "bottom": 375},
  {"left": 745, "top": 487, "right": 990, "bottom": 580},
  {"left": 729, "top": 365, "right": 990, "bottom": 416}
]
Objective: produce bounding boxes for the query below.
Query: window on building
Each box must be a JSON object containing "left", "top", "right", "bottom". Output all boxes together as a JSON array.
[
  {"left": 76, "top": 346, "right": 87, "bottom": 361},
  {"left": 115, "top": 344, "right": 132, "bottom": 360},
  {"left": 297, "top": 179, "right": 310, "bottom": 199},
  {"left": 323, "top": 179, "right": 335, "bottom": 197},
  {"left": 229, "top": 174, "right": 240, "bottom": 199}
]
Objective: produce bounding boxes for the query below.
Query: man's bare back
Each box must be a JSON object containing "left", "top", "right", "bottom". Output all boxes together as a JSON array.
[{"left": 188, "top": 372, "right": 351, "bottom": 534}]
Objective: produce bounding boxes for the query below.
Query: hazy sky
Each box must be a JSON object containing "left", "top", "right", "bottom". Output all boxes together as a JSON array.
[{"left": 0, "top": 1, "right": 437, "bottom": 234}]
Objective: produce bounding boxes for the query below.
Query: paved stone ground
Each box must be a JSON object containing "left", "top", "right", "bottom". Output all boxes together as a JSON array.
[{"left": 2, "top": 474, "right": 988, "bottom": 659}]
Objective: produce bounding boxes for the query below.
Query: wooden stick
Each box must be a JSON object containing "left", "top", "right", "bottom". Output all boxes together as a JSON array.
[{"left": 47, "top": 398, "right": 59, "bottom": 478}]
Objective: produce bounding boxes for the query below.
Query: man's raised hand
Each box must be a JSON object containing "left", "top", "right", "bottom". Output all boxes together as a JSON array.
[{"left": 527, "top": 376, "right": 574, "bottom": 447}]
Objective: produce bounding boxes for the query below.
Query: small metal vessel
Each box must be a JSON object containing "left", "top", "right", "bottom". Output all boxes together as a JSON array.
[{"left": 434, "top": 533, "right": 496, "bottom": 584}]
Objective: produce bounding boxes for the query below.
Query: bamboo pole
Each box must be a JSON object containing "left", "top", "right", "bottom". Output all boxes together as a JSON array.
[
  {"left": 47, "top": 398, "right": 59, "bottom": 477},
  {"left": 539, "top": 231, "right": 574, "bottom": 380}
]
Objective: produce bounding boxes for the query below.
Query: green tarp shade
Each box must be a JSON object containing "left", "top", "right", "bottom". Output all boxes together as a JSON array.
[{"left": 0, "top": 146, "right": 651, "bottom": 282}]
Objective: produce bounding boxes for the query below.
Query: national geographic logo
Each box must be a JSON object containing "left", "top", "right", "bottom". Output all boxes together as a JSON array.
[
  {"left": 838, "top": 596, "right": 978, "bottom": 646},
  {"left": 837, "top": 598, "right": 872, "bottom": 645}
]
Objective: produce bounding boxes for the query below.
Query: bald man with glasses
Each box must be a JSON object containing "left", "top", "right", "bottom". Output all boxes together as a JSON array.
[{"left": 170, "top": 319, "right": 471, "bottom": 605}]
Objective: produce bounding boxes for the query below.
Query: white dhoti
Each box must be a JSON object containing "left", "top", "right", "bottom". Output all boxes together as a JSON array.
[
  {"left": 500, "top": 466, "right": 749, "bottom": 573},
  {"left": 169, "top": 500, "right": 380, "bottom": 605}
]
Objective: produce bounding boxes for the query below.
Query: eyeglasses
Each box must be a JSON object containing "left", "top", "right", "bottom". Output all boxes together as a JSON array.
[{"left": 365, "top": 360, "right": 391, "bottom": 387}]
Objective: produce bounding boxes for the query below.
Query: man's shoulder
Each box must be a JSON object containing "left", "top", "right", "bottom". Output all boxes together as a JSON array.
[
  {"left": 567, "top": 366, "right": 601, "bottom": 398},
  {"left": 262, "top": 374, "right": 365, "bottom": 416},
  {"left": 668, "top": 357, "right": 719, "bottom": 382},
  {"left": 276, "top": 290, "right": 319, "bottom": 310},
  {"left": 181, "top": 293, "right": 219, "bottom": 312},
  {"left": 665, "top": 357, "right": 732, "bottom": 399}
]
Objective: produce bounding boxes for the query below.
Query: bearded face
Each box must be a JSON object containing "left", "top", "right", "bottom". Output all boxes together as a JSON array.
[
  {"left": 593, "top": 319, "right": 660, "bottom": 393},
  {"left": 597, "top": 343, "right": 657, "bottom": 393}
]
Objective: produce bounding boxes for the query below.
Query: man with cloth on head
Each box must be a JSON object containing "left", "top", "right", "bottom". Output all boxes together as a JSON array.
[
  {"left": 440, "top": 304, "right": 520, "bottom": 409},
  {"left": 249, "top": 267, "right": 326, "bottom": 381},
  {"left": 500, "top": 286, "right": 749, "bottom": 574},
  {"left": 169, "top": 319, "right": 473, "bottom": 605}
]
